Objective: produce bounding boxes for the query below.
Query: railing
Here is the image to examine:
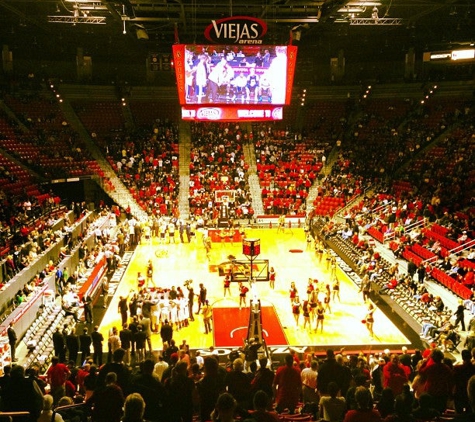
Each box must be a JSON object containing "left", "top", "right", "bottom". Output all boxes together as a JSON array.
[
  {"left": 423, "top": 237, "right": 475, "bottom": 264},
  {"left": 0, "top": 412, "right": 30, "bottom": 421},
  {"left": 384, "top": 218, "right": 425, "bottom": 242}
]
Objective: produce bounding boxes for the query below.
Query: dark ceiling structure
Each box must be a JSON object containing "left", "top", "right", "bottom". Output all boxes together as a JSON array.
[{"left": 0, "top": 1, "right": 473, "bottom": 67}]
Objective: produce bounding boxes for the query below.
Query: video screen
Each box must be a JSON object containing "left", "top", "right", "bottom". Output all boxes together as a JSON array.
[{"left": 173, "top": 44, "right": 297, "bottom": 106}]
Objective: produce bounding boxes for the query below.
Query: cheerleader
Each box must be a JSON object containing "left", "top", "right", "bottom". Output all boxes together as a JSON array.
[
  {"left": 269, "top": 267, "right": 276, "bottom": 289},
  {"left": 302, "top": 300, "right": 311, "bottom": 331},
  {"left": 315, "top": 301, "right": 325, "bottom": 333},
  {"left": 224, "top": 275, "right": 231, "bottom": 297},
  {"left": 292, "top": 296, "right": 301, "bottom": 327},
  {"left": 308, "top": 289, "right": 319, "bottom": 321},
  {"left": 365, "top": 303, "right": 375, "bottom": 338},
  {"left": 238, "top": 282, "right": 249, "bottom": 309},
  {"left": 315, "top": 241, "right": 324, "bottom": 262},
  {"left": 289, "top": 281, "right": 298, "bottom": 305},
  {"left": 332, "top": 277, "right": 340, "bottom": 302},
  {"left": 324, "top": 284, "right": 331, "bottom": 314}
]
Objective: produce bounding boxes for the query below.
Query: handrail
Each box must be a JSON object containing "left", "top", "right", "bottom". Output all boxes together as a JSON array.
[
  {"left": 0, "top": 412, "right": 30, "bottom": 421},
  {"left": 423, "top": 238, "right": 475, "bottom": 264},
  {"left": 449, "top": 238, "right": 475, "bottom": 256}
]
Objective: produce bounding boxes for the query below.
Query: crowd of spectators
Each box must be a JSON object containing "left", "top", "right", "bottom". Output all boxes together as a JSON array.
[
  {"left": 2, "top": 343, "right": 475, "bottom": 422},
  {"left": 104, "top": 120, "right": 180, "bottom": 217},
  {"left": 252, "top": 124, "right": 329, "bottom": 215},
  {"left": 189, "top": 122, "right": 253, "bottom": 222}
]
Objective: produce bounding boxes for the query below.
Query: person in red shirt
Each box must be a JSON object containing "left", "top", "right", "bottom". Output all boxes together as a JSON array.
[
  {"left": 273, "top": 353, "right": 302, "bottom": 414},
  {"left": 46, "top": 356, "right": 71, "bottom": 405},
  {"left": 382, "top": 354, "right": 408, "bottom": 396},
  {"left": 418, "top": 348, "right": 453, "bottom": 413}
]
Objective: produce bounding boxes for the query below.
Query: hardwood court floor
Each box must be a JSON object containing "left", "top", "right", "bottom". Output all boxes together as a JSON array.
[{"left": 99, "top": 228, "right": 410, "bottom": 352}]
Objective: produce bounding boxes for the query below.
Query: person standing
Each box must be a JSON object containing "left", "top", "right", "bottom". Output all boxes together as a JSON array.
[
  {"left": 102, "top": 276, "right": 110, "bottom": 309},
  {"left": 187, "top": 287, "right": 195, "bottom": 321},
  {"left": 417, "top": 264, "right": 426, "bottom": 284},
  {"left": 382, "top": 354, "right": 408, "bottom": 397},
  {"left": 118, "top": 295, "right": 129, "bottom": 326},
  {"left": 365, "top": 303, "right": 375, "bottom": 338},
  {"left": 315, "top": 301, "right": 325, "bottom": 333},
  {"left": 454, "top": 300, "right": 467, "bottom": 331},
  {"left": 301, "top": 360, "right": 319, "bottom": 412},
  {"left": 197, "top": 283, "right": 207, "bottom": 314},
  {"left": 108, "top": 327, "right": 121, "bottom": 363},
  {"left": 134, "top": 325, "right": 146, "bottom": 363},
  {"left": 239, "top": 282, "right": 249, "bottom": 309},
  {"left": 7, "top": 322, "right": 17, "bottom": 362},
  {"left": 160, "top": 319, "right": 173, "bottom": 346},
  {"left": 273, "top": 353, "right": 302, "bottom": 414},
  {"left": 139, "top": 315, "right": 152, "bottom": 356},
  {"left": 360, "top": 276, "right": 372, "bottom": 302},
  {"left": 223, "top": 275, "right": 231, "bottom": 297},
  {"left": 53, "top": 327, "right": 66, "bottom": 363},
  {"left": 146, "top": 260, "right": 154, "bottom": 287},
  {"left": 47, "top": 356, "right": 71, "bottom": 404},
  {"left": 269, "top": 267, "right": 276, "bottom": 289},
  {"left": 130, "top": 359, "right": 167, "bottom": 422},
  {"left": 91, "top": 325, "right": 104, "bottom": 366},
  {"left": 87, "top": 372, "right": 125, "bottom": 422},
  {"left": 289, "top": 281, "right": 298, "bottom": 305},
  {"left": 79, "top": 328, "right": 92, "bottom": 363},
  {"left": 202, "top": 300, "right": 213, "bottom": 334},
  {"left": 82, "top": 295, "right": 93, "bottom": 324},
  {"left": 292, "top": 296, "right": 301, "bottom": 328},
  {"left": 66, "top": 328, "right": 80, "bottom": 365},
  {"left": 120, "top": 324, "right": 133, "bottom": 365}
]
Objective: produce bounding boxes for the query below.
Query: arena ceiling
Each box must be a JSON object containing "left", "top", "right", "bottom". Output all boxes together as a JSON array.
[{"left": 0, "top": 1, "right": 473, "bottom": 66}]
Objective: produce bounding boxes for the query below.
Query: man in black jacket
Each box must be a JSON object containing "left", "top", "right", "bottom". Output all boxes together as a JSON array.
[
  {"left": 317, "top": 349, "right": 346, "bottom": 395},
  {"left": 91, "top": 325, "right": 104, "bottom": 366},
  {"left": 7, "top": 322, "right": 17, "bottom": 362},
  {"left": 79, "top": 327, "right": 92, "bottom": 363},
  {"left": 53, "top": 327, "right": 66, "bottom": 363},
  {"left": 160, "top": 319, "right": 173, "bottom": 346},
  {"left": 130, "top": 359, "right": 167, "bottom": 422},
  {"left": 119, "top": 323, "right": 133, "bottom": 365},
  {"left": 66, "top": 329, "right": 80, "bottom": 365}
]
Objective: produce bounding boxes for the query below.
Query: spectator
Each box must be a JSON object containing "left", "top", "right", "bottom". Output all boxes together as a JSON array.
[
  {"left": 87, "top": 371, "right": 125, "bottom": 422},
  {"left": 164, "top": 360, "right": 195, "bottom": 422},
  {"left": 343, "top": 386, "right": 381, "bottom": 422},
  {"left": 319, "top": 381, "right": 347, "bottom": 422},
  {"left": 0, "top": 364, "right": 43, "bottom": 422},
  {"left": 197, "top": 356, "right": 225, "bottom": 422},
  {"left": 272, "top": 353, "right": 302, "bottom": 414},
  {"left": 123, "top": 393, "right": 146, "bottom": 422},
  {"left": 418, "top": 348, "right": 453, "bottom": 413},
  {"left": 382, "top": 354, "right": 408, "bottom": 397},
  {"left": 47, "top": 356, "right": 71, "bottom": 405},
  {"left": 38, "top": 394, "right": 64, "bottom": 422},
  {"left": 130, "top": 359, "right": 167, "bottom": 422}
]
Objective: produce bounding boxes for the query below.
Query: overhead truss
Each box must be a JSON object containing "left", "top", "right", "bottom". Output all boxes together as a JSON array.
[{"left": 47, "top": 15, "right": 107, "bottom": 24}]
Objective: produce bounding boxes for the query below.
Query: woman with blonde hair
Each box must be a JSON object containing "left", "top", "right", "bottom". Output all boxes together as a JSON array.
[
  {"left": 123, "top": 393, "right": 146, "bottom": 422},
  {"left": 37, "top": 394, "right": 65, "bottom": 422}
]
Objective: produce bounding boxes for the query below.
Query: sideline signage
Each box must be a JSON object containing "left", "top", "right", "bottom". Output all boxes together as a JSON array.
[{"left": 204, "top": 16, "right": 268, "bottom": 44}]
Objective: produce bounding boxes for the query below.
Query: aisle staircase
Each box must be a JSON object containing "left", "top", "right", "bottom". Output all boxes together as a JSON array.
[
  {"left": 59, "top": 100, "right": 148, "bottom": 220},
  {"left": 242, "top": 141, "right": 264, "bottom": 215},
  {"left": 178, "top": 121, "right": 191, "bottom": 219}
]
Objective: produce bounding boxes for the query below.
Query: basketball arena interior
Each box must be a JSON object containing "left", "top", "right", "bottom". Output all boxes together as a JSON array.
[{"left": 0, "top": 1, "right": 475, "bottom": 421}]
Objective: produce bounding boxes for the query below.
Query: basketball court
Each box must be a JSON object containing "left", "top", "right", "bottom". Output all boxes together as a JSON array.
[{"left": 98, "top": 227, "right": 410, "bottom": 353}]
